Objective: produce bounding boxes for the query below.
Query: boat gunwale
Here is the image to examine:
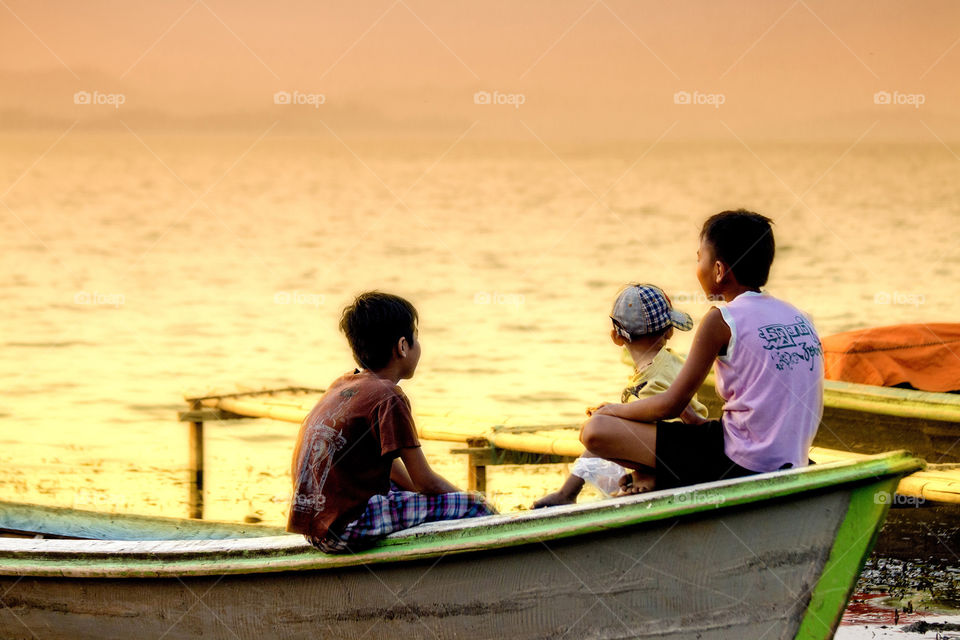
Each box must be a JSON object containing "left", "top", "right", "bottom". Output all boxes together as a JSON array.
[
  {"left": 0, "top": 501, "right": 287, "bottom": 542},
  {"left": 700, "top": 373, "right": 960, "bottom": 420},
  {"left": 0, "top": 452, "right": 923, "bottom": 579}
]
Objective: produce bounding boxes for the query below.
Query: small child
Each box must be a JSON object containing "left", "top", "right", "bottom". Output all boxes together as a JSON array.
[
  {"left": 287, "top": 291, "right": 494, "bottom": 553},
  {"left": 580, "top": 210, "right": 824, "bottom": 489},
  {"left": 533, "top": 284, "right": 709, "bottom": 508}
]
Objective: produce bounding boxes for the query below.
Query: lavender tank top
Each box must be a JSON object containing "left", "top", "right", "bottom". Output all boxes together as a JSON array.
[{"left": 715, "top": 291, "right": 824, "bottom": 472}]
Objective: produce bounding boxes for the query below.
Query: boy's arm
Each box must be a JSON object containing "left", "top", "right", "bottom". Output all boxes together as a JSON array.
[
  {"left": 376, "top": 393, "right": 452, "bottom": 493},
  {"left": 595, "top": 308, "right": 730, "bottom": 423},
  {"left": 397, "top": 446, "right": 461, "bottom": 495},
  {"left": 390, "top": 458, "right": 417, "bottom": 491}
]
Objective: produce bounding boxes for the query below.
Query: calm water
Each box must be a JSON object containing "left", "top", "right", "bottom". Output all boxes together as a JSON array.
[{"left": 1, "top": 132, "right": 958, "bottom": 524}]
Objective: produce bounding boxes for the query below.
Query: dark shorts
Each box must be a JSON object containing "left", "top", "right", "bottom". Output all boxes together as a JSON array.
[{"left": 654, "top": 419, "right": 757, "bottom": 491}]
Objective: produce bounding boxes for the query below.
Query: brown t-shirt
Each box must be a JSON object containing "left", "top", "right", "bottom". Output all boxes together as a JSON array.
[{"left": 286, "top": 370, "right": 421, "bottom": 538}]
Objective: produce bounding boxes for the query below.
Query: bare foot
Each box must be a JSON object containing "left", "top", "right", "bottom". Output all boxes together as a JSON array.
[
  {"left": 533, "top": 475, "right": 584, "bottom": 508},
  {"left": 532, "top": 491, "right": 576, "bottom": 509},
  {"left": 615, "top": 471, "right": 656, "bottom": 496}
]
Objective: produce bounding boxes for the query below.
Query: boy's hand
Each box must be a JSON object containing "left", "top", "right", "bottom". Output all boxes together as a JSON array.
[
  {"left": 586, "top": 402, "right": 611, "bottom": 416},
  {"left": 588, "top": 403, "right": 622, "bottom": 417}
]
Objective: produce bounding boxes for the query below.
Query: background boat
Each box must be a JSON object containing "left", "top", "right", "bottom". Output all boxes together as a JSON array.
[{"left": 695, "top": 375, "right": 960, "bottom": 561}]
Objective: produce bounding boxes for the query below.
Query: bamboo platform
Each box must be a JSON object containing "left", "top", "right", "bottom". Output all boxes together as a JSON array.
[{"left": 178, "top": 384, "right": 960, "bottom": 519}]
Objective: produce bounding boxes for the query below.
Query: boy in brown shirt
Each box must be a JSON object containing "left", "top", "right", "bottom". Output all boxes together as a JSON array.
[{"left": 288, "top": 291, "right": 494, "bottom": 553}]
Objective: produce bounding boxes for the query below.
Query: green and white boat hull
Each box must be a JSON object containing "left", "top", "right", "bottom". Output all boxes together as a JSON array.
[{"left": 0, "top": 451, "right": 922, "bottom": 640}]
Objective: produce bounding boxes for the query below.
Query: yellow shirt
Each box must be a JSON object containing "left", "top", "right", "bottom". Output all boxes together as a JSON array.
[{"left": 620, "top": 347, "right": 709, "bottom": 419}]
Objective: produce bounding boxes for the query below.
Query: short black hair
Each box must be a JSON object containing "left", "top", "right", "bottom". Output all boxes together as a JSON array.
[
  {"left": 700, "top": 210, "right": 775, "bottom": 288},
  {"left": 339, "top": 292, "right": 418, "bottom": 371}
]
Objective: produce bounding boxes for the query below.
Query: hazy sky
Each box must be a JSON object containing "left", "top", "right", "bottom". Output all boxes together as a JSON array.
[{"left": 3, "top": 0, "right": 960, "bottom": 141}]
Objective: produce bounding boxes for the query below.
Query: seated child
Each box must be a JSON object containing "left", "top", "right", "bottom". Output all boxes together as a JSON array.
[
  {"left": 533, "top": 284, "right": 709, "bottom": 508},
  {"left": 580, "top": 210, "right": 824, "bottom": 489},
  {"left": 287, "top": 291, "right": 494, "bottom": 553}
]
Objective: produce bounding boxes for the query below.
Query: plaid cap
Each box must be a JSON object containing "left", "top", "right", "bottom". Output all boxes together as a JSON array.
[{"left": 610, "top": 284, "right": 694, "bottom": 342}]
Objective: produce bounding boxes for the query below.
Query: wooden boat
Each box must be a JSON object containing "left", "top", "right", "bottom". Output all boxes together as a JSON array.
[
  {"left": 697, "top": 376, "right": 960, "bottom": 464},
  {"left": 0, "top": 499, "right": 285, "bottom": 541},
  {"left": 820, "top": 323, "right": 960, "bottom": 394},
  {"left": 688, "top": 378, "right": 960, "bottom": 561},
  {"left": 0, "top": 451, "right": 922, "bottom": 640}
]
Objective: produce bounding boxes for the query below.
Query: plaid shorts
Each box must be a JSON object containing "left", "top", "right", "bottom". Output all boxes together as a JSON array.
[{"left": 307, "top": 489, "right": 496, "bottom": 554}]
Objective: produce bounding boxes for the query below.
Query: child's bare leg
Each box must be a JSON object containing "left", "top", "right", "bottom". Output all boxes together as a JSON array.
[
  {"left": 580, "top": 414, "right": 658, "bottom": 468},
  {"left": 532, "top": 475, "right": 584, "bottom": 509}
]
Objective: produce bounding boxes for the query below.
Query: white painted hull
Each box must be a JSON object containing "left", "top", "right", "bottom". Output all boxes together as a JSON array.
[{"left": 1, "top": 486, "right": 851, "bottom": 639}]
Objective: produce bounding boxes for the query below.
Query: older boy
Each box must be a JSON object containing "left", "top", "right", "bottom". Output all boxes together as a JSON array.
[
  {"left": 288, "top": 291, "right": 493, "bottom": 553},
  {"left": 580, "top": 210, "right": 823, "bottom": 489}
]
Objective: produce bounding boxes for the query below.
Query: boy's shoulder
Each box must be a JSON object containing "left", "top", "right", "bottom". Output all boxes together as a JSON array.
[
  {"left": 658, "top": 347, "right": 685, "bottom": 366},
  {"left": 725, "top": 292, "right": 817, "bottom": 325},
  {"left": 624, "top": 347, "right": 682, "bottom": 390},
  {"left": 622, "top": 347, "right": 703, "bottom": 405},
  {"left": 305, "top": 371, "right": 416, "bottom": 444},
  {"left": 728, "top": 290, "right": 806, "bottom": 311},
  {"left": 321, "top": 370, "right": 408, "bottom": 410},
  {"left": 646, "top": 347, "right": 685, "bottom": 381}
]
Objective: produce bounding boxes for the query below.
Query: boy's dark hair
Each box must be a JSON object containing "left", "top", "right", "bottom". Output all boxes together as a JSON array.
[
  {"left": 700, "top": 209, "right": 775, "bottom": 288},
  {"left": 340, "top": 292, "right": 418, "bottom": 371}
]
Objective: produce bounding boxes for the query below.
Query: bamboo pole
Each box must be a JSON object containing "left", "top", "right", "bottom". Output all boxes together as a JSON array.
[
  {"left": 188, "top": 400, "right": 204, "bottom": 519},
  {"left": 465, "top": 438, "right": 489, "bottom": 494}
]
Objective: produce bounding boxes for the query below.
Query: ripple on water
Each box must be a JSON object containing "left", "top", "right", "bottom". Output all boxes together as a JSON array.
[
  {"left": 5, "top": 341, "right": 94, "bottom": 348},
  {"left": 234, "top": 434, "right": 289, "bottom": 443},
  {"left": 490, "top": 393, "right": 576, "bottom": 403},
  {"left": 499, "top": 324, "right": 537, "bottom": 332}
]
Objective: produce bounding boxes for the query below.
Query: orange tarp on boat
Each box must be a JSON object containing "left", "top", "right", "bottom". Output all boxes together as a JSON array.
[{"left": 822, "top": 323, "right": 960, "bottom": 393}]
